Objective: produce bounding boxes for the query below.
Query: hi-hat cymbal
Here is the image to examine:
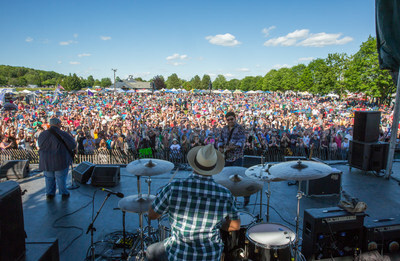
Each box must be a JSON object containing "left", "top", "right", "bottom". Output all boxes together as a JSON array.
[
  {"left": 214, "top": 166, "right": 264, "bottom": 197},
  {"left": 118, "top": 194, "right": 156, "bottom": 213},
  {"left": 126, "top": 159, "right": 174, "bottom": 176},
  {"left": 268, "top": 160, "right": 332, "bottom": 181},
  {"left": 245, "top": 164, "right": 285, "bottom": 182}
]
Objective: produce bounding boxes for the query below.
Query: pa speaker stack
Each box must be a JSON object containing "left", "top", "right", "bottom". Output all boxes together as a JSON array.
[
  {"left": 0, "top": 160, "right": 29, "bottom": 179},
  {"left": 349, "top": 111, "right": 389, "bottom": 172}
]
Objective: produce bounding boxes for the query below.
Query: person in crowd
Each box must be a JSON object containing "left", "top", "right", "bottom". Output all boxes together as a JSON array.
[
  {"left": 38, "top": 117, "right": 76, "bottom": 200},
  {"left": 146, "top": 144, "right": 240, "bottom": 261}
]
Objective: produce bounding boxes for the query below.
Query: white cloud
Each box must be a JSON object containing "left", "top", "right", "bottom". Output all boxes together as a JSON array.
[
  {"left": 100, "top": 36, "right": 111, "bottom": 41},
  {"left": 237, "top": 68, "right": 250, "bottom": 72},
  {"left": 261, "top": 26, "right": 276, "bottom": 37},
  {"left": 73, "top": 33, "right": 78, "bottom": 38},
  {"left": 298, "top": 57, "right": 314, "bottom": 62},
  {"left": 59, "top": 40, "right": 78, "bottom": 46},
  {"left": 166, "top": 53, "right": 189, "bottom": 61},
  {"left": 264, "top": 29, "right": 353, "bottom": 47},
  {"left": 69, "top": 61, "right": 80, "bottom": 65},
  {"left": 171, "top": 62, "right": 184, "bottom": 66},
  {"left": 273, "top": 64, "right": 289, "bottom": 69},
  {"left": 57, "top": 61, "right": 62, "bottom": 64},
  {"left": 224, "top": 73, "right": 235, "bottom": 78},
  {"left": 298, "top": 33, "right": 353, "bottom": 47},
  {"left": 25, "top": 37, "right": 33, "bottom": 42},
  {"left": 78, "top": 53, "right": 92, "bottom": 58},
  {"left": 205, "top": 33, "right": 241, "bottom": 47}
]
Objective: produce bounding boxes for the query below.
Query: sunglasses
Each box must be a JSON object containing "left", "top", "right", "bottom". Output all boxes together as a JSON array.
[{"left": 226, "top": 117, "right": 235, "bottom": 122}]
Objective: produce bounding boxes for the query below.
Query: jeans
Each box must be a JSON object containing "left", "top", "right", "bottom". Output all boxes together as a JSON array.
[
  {"left": 44, "top": 167, "right": 70, "bottom": 195},
  {"left": 146, "top": 241, "right": 168, "bottom": 261}
]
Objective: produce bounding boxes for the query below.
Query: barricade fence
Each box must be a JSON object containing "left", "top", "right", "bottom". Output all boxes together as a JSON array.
[{"left": 0, "top": 147, "right": 349, "bottom": 166}]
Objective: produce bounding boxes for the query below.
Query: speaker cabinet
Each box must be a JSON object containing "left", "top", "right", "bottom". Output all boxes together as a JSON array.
[
  {"left": 0, "top": 181, "right": 26, "bottom": 261},
  {"left": 300, "top": 168, "right": 342, "bottom": 196},
  {"left": 72, "top": 161, "right": 95, "bottom": 184},
  {"left": 302, "top": 207, "right": 365, "bottom": 260},
  {"left": 25, "top": 238, "right": 60, "bottom": 261},
  {"left": 363, "top": 217, "right": 400, "bottom": 255},
  {"left": 353, "top": 111, "right": 380, "bottom": 142},
  {"left": 349, "top": 141, "right": 389, "bottom": 172},
  {"left": 91, "top": 165, "right": 120, "bottom": 187},
  {"left": 0, "top": 160, "right": 29, "bottom": 179}
]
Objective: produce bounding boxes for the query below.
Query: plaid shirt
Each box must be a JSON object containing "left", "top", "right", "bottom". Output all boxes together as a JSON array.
[
  {"left": 218, "top": 122, "right": 246, "bottom": 162},
  {"left": 152, "top": 173, "right": 239, "bottom": 261}
]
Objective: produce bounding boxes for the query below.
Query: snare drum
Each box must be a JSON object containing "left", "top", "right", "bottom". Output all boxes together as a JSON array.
[
  {"left": 246, "top": 223, "right": 296, "bottom": 261},
  {"left": 220, "top": 212, "right": 256, "bottom": 260},
  {"left": 158, "top": 214, "right": 170, "bottom": 241}
]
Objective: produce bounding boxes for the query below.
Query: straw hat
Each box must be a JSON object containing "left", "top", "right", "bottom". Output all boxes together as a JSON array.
[{"left": 187, "top": 144, "right": 224, "bottom": 176}]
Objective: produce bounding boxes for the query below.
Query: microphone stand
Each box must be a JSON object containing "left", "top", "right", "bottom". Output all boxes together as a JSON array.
[{"left": 86, "top": 193, "right": 112, "bottom": 261}]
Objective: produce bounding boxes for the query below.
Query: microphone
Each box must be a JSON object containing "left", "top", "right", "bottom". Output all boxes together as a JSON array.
[{"left": 101, "top": 188, "right": 124, "bottom": 198}]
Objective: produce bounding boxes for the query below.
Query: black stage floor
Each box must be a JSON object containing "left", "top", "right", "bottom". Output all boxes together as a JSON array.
[{"left": 16, "top": 161, "right": 400, "bottom": 261}]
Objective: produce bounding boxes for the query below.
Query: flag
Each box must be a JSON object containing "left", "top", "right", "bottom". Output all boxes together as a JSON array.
[
  {"left": 88, "top": 90, "right": 94, "bottom": 96},
  {"left": 57, "top": 84, "right": 65, "bottom": 90}
]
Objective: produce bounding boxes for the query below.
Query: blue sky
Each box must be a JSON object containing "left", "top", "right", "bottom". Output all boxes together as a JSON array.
[{"left": 0, "top": 0, "right": 375, "bottom": 81}]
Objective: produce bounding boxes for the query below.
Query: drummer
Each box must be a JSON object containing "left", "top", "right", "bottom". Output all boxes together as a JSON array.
[{"left": 147, "top": 144, "right": 241, "bottom": 261}]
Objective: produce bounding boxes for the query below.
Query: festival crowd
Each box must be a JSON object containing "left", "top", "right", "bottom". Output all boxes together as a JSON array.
[{"left": 0, "top": 91, "right": 397, "bottom": 161}]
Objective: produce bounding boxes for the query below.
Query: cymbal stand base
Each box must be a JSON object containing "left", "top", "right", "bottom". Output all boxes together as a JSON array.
[{"left": 294, "top": 181, "right": 303, "bottom": 261}]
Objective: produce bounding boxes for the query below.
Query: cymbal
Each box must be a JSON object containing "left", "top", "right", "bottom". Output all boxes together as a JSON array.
[
  {"left": 245, "top": 164, "right": 285, "bottom": 182},
  {"left": 118, "top": 194, "right": 156, "bottom": 213},
  {"left": 268, "top": 160, "right": 332, "bottom": 181},
  {"left": 126, "top": 159, "right": 174, "bottom": 176},
  {"left": 214, "top": 167, "right": 264, "bottom": 197}
]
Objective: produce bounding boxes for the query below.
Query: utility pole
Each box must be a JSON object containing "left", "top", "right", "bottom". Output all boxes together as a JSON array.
[{"left": 112, "top": 68, "right": 117, "bottom": 92}]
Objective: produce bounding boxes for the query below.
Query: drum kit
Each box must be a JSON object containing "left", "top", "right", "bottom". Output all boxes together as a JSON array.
[{"left": 87, "top": 157, "right": 333, "bottom": 261}]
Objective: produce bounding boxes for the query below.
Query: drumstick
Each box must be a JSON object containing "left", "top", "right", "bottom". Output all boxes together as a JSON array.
[{"left": 168, "top": 167, "right": 179, "bottom": 183}]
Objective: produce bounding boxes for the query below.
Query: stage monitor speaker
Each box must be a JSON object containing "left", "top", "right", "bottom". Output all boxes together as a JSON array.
[
  {"left": 348, "top": 141, "right": 389, "bottom": 172},
  {"left": 91, "top": 165, "right": 120, "bottom": 187},
  {"left": 300, "top": 168, "right": 342, "bottom": 196},
  {"left": 72, "top": 161, "right": 95, "bottom": 184},
  {"left": 0, "top": 181, "right": 26, "bottom": 261},
  {"left": 353, "top": 111, "right": 380, "bottom": 142},
  {"left": 0, "top": 160, "right": 29, "bottom": 179},
  {"left": 25, "top": 238, "right": 59, "bottom": 261},
  {"left": 302, "top": 207, "right": 365, "bottom": 260},
  {"left": 363, "top": 217, "right": 400, "bottom": 255}
]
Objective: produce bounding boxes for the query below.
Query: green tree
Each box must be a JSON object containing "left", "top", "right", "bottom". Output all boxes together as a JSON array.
[
  {"left": 291, "top": 64, "right": 306, "bottom": 91},
  {"left": 153, "top": 75, "right": 166, "bottom": 90},
  {"left": 63, "top": 74, "right": 83, "bottom": 91},
  {"left": 134, "top": 77, "right": 144, "bottom": 82},
  {"left": 166, "top": 73, "right": 181, "bottom": 89},
  {"left": 115, "top": 76, "right": 121, "bottom": 82},
  {"left": 213, "top": 75, "right": 227, "bottom": 90},
  {"left": 190, "top": 75, "right": 201, "bottom": 90},
  {"left": 201, "top": 74, "right": 211, "bottom": 90},
  {"left": 87, "top": 75, "right": 95, "bottom": 87},
  {"left": 100, "top": 78, "right": 112, "bottom": 88},
  {"left": 226, "top": 79, "right": 240, "bottom": 90},
  {"left": 326, "top": 53, "right": 348, "bottom": 97},
  {"left": 240, "top": 76, "right": 259, "bottom": 91}
]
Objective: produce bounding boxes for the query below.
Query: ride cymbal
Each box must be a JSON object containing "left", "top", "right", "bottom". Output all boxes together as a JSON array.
[
  {"left": 245, "top": 164, "right": 285, "bottom": 182},
  {"left": 126, "top": 159, "right": 174, "bottom": 176},
  {"left": 118, "top": 194, "right": 156, "bottom": 213},
  {"left": 268, "top": 160, "right": 332, "bottom": 181}
]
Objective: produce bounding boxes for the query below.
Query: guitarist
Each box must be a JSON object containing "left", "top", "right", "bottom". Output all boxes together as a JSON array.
[{"left": 218, "top": 111, "right": 248, "bottom": 205}]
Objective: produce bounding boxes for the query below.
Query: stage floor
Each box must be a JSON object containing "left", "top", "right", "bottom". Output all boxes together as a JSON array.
[{"left": 17, "top": 161, "right": 400, "bottom": 261}]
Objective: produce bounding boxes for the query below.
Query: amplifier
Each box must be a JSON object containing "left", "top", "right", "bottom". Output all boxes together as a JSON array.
[
  {"left": 363, "top": 217, "right": 400, "bottom": 255},
  {"left": 91, "top": 165, "right": 120, "bottom": 187},
  {"left": 300, "top": 168, "right": 342, "bottom": 196},
  {"left": 0, "top": 160, "right": 29, "bottom": 179},
  {"left": 302, "top": 207, "right": 365, "bottom": 260},
  {"left": 72, "top": 161, "right": 95, "bottom": 184}
]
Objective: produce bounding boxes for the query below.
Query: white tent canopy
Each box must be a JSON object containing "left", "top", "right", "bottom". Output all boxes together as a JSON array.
[
  {"left": 222, "top": 89, "right": 231, "bottom": 94},
  {"left": 213, "top": 90, "right": 222, "bottom": 94},
  {"left": 233, "top": 90, "right": 243, "bottom": 94}
]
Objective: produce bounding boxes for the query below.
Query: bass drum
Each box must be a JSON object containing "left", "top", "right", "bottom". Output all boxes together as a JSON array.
[
  {"left": 220, "top": 212, "right": 256, "bottom": 260},
  {"left": 246, "top": 223, "right": 296, "bottom": 261}
]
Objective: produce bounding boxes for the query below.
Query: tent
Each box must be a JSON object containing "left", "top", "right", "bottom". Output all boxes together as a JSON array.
[
  {"left": 222, "top": 89, "right": 231, "bottom": 94},
  {"left": 212, "top": 90, "right": 222, "bottom": 94},
  {"left": 247, "top": 90, "right": 257, "bottom": 94},
  {"left": 326, "top": 93, "right": 339, "bottom": 98},
  {"left": 20, "top": 90, "right": 32, "bottom": 94},
  {"left": 233, "top": 90, "right": 242, "bottom": 94}
]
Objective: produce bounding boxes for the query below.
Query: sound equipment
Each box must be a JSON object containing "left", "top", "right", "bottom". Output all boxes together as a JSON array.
[
  {"left": 302, "top": 207, "right": 365, "bottom": 260},
  {"left": 0, "top": 160, "right": 29, "bottom": 179},
  {"left": 353, "top": 111, "right": 381, "bottom": 142},
  {"left": 243, "top": 155, "right": 262, "bottom": 168},
  {"left": 348, "top": 141, "right": 389, "bottom": 172},
  {"left": 72, "top": 161, "right": 95, "bottom": 184},
  {"left": 0, "top": 181, "right": 26, "bottom": 261},
  {"left": 363, "top": 217, "right": 400, "bottom": 255},
  {"left": 300, "top": 168, "right": 342, "bottom": 196},
  {"left": 25, "top": 238, "right": 60, "bottom": 261},
  {"left": 91, "top": 165, "right": 120, "bottom": 187}
]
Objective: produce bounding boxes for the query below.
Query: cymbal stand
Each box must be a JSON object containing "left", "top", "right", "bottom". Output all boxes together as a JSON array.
[
  {"left": 294, "top": 181, "right": 304, "bottom": 261},
  {"left": 86, "top": 193, "right": 112, "bottom": 261},
  {"left": 259, "top": 155, "right": 264, "bottom": 220},
  {"left": 265, "top": 182, "right": 271, "bottom": 222},
  {"left": 145, "top": 177, "right": 153, "bottom": 239}
]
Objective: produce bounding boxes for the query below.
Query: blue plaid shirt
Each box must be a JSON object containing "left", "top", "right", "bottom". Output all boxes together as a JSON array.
[
  {"left": 218, "top": 122, "right": 246, "bottom": 162},
  {"left": 152, "top": 173, "right": 239, "bottom": 261}
]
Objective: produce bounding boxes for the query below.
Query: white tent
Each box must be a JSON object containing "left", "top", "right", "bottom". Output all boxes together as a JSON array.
[
  {"left": 255, "top": 90, "right": 264, "bottom": 94},
  {"left": 247, "top": 90, "right": 257, "bottom": 94},
  {"left": 20, "top": 89, "right": 32, "bottom": 94},
  {"left": 233, "top": 90, "right": 243, "bottom": 94},
  {"left": 86, "top": 88, "right": 97, "bottom": 93},
  {"left": 222, "top": 89, "right": 231, "bottom": 94},
  {"left": 326, "top": 93, "right": 339, "bottom": 98},
  {"left": 213, "top": 90, "right": 222, "bottom": 94},
  {"left": 137, "top": 89, "right": 152, "bottom": 93}
]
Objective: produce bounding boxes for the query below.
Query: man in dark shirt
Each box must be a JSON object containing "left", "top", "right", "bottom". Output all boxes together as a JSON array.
[{"left": 38, "top": 118, "right": 76, "bottom": 199}]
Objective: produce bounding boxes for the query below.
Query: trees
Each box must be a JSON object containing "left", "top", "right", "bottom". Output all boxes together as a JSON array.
[
  {"left": 201, "top": 74, "right": 211, "bottom": 90},
  {"left": 62, "top": 74, "right": 82, "bottom": 91},
  {"left": 166, "top": 73, "right": 181, "bottom": 89},
  {"left": 190, "top": 75, "right": 201, "bottom": 90},
  {"left": 213, "top": 75, "right": 227, "bottom": 90},
  {"left": 100, "top": 78, "right": 112, "bottom": 88},
  {"left": 153, "top": 75, "right": 166, "bottom": 90},
  {"left": 87, "top": 75, "right": 95, "bottom": 87}
]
